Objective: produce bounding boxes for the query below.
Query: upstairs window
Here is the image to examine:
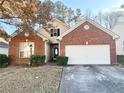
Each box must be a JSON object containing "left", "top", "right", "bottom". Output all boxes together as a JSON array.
[{"left": 51, "top": 28, "right": 60, "bottom": 37}]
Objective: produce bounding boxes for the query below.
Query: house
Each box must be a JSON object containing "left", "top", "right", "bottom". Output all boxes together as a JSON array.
[
  {"left": 9, "top": 18, "right": 69, "bottom": 65},
  {"left": 9, "top": 18, "right": 119, "bottom": 65},
  {"left": 0, "top": 37, "right": 8, "bottom": 56},
  {"left": 112, "top": 13, "right": 124, "bottom": 55}
]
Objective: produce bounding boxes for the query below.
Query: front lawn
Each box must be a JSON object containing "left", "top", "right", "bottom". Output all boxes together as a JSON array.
[{"left": 0, "top": 66, "right": 62, "bottom": 93}]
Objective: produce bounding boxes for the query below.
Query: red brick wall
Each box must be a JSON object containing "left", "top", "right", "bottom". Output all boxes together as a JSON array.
[
  {"left": 9, "top": 32, "right": 45, "bottom": 65},
  {"left": 60, "top": 21, "right": 117, "bottom": 64}
]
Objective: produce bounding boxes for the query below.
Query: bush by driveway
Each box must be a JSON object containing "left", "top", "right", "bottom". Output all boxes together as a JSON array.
[
  {"left": 0, "top": 66, "right": 62, "bottom": 93},
  {"left": 117, "top": 55, "right": 124, "bottom": 65}
]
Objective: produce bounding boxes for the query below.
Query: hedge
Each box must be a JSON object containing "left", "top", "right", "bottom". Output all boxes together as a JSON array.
[
  {"left": 57, "top": 56, "right": 68, "bottom": 66},
  {"left": 30, "top": 55, "right": 46, "bottom": 66},
  {"left": 0, "top": 54, "right": 8, "bottom": 67}
]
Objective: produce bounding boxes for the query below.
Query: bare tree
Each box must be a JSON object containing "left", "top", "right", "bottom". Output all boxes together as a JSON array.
[
  {"left": 84, "top": 9, "right": 93, "bottom": 18},
  {"left": 0, "top": 0, "right": 52, "bottom": 32},
  {"left": 102, "top": 12, "right": 119, "bottom": 29}
]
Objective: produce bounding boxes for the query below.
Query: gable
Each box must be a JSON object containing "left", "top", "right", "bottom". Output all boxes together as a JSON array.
[
  {"left": 51, "top": 18, "right": 69, "bottom": 30},
  {"left": 41, "top": 18, "right": 69, "bottom": 34},
  {"left": 58, "top": 18, "right": 119, "bottom": 40},
  {"left": 60, "top": 21, "right": 115, "bottom": 43},
  {"left": 38, "top": 18, "right": 70, "bottom": 43}
]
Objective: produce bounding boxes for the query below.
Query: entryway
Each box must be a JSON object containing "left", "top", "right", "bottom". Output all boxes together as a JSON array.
[{"left": 50, "top": 44, "right": 59, "bottom": 61}]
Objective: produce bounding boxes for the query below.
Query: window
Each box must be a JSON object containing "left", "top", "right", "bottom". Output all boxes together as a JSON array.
[
  {"left": 53, "top": 29, "right": 57, "bottom": 36},
  {"left": 51, "top": 28, "right": 60, "bottom": 37},
  {"left": 84, "top": 25, "right": 90, "bottom": 30},
  {"left": 19, "top": 42, "right": 34, "bottom": 58}
]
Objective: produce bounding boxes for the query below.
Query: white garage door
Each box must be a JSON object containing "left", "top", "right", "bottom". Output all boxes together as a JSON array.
[{"left": 65, "top": 45, "right": 110, "bottom": 65}]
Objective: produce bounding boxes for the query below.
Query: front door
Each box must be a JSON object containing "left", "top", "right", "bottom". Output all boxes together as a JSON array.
[{"left": 50, "top": 44, "right": 59, "bottom": 61}]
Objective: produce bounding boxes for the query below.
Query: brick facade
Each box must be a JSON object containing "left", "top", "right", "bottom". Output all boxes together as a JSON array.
[
  {"left": 60, "top": 21, "right": 117, "bottom": 64},
  {"left": 9, "top": 32, "right": 45, "bottom": 65}
]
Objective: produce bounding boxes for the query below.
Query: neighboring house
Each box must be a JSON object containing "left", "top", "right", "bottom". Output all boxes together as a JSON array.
[
  {"left": 0, "top": 37, "right": 8, "bottom": 55},
  {"left": 9, "top": 18, "right": 119, "bottom": 65},
  {"left": 112, "top": 14, "right": 124, "bottom": 55}
]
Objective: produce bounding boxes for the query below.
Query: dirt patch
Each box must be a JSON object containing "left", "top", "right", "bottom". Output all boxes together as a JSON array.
[{"left": 0, "top": 65, "right": 63, "bottom": 93}]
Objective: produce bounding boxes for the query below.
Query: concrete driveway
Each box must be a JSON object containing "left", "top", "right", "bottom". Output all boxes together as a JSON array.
[{"left": 59, "top": 66, "right": 124, "bottom": 93}]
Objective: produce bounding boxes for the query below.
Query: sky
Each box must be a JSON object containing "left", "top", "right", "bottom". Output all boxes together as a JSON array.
[
  {"left": 61, "top": 0, "right": 123, "bottom": 12},
  {"left": 0, "top": 0, "right": 123, "bottom": 35}
]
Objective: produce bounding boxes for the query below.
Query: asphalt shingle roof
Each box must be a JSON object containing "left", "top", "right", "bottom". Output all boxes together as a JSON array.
[{"left": 0, "top": 42, "right": 8, "bottom": 48}]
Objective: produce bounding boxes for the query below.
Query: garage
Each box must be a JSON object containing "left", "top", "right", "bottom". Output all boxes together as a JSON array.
[
  {"left": 65, "top": 45, "right": 110, "bottom": 65},
  {"left": 58, "top": 18, "right": 119, "bottom": 64}
]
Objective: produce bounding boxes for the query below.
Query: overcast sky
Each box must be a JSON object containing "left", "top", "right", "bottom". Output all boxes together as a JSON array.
[{"left": 1, "top": 0, "right": 124, "bottom": 35}]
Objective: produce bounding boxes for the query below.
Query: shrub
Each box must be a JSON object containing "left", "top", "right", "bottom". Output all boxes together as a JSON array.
[
  {"left": 57, "top": 56, "right": 68, "bottom": 66},
  {"left": 30, "top": 55, "right": 46, "bottom": 66},
  {"left": 0, "top": 54, "right": 8, "bottom": 67},
  {"left": 117, "top": 55, "right": 124, "bottom": 65}
]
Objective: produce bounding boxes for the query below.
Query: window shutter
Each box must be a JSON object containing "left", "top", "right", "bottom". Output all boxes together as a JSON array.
[
  {"left": 57, "top": 29, "right": 60, "bottom": 36},
  {"left": 51, "top": 29, "right": 53, "bottom": 37}
]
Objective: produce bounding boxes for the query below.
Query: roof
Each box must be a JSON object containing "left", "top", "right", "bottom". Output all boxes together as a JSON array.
[
  {"left": 0, "top": 42, "right": 8, "bottom": 48},
  {"left": 10, "top": 30, "right": 49, "bottom": 41},
  {"left": 0, "top": 37, "right": 8, "bottom": 48},
  {"left": 10, "top": 18, "right": 69, "bottom": 42},
  {"left": 58, "top": 18, "right": 119, "bottom": 40},
  {"left": 0, "top": 37, "right": 8, "bottom": 44}
]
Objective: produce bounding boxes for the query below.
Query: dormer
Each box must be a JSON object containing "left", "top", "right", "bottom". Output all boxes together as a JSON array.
[
  {"left": 48, "top": 18, "right": 69, "bottom": 37},
  {"left": 38, "top": 18, "right": 70, "bottom": 43}
]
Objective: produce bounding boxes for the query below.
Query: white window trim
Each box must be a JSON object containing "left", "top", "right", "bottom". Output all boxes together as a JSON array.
[{"left": 19, "top": 42, "right": 34, "bottom": 58}]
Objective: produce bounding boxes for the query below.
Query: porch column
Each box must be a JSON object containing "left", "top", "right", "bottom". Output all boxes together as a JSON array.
[
  {"left": 43, "top": 38, "right": 49, "bottom": 63},
  {"left": 57, "top": 37, "right": 62, "bottom": 56}
]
